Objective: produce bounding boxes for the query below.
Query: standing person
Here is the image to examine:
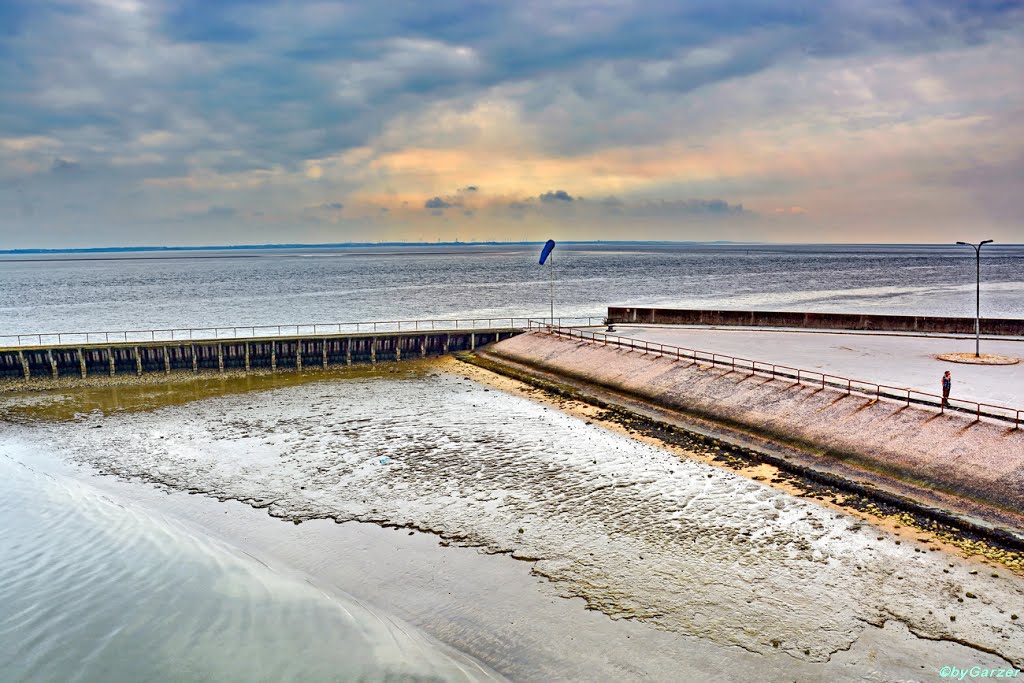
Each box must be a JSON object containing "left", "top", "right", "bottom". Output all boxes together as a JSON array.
[{"left": 941, "top": 371, "right": 952, "bottom": 407}]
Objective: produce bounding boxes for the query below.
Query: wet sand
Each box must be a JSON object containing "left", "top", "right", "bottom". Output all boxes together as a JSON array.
[
  {"left": 2, "top": 359, "right": 1023, "bottom": 680},
  {"left": 68, "top": 458, "right": 1024, "bottom": 682}
]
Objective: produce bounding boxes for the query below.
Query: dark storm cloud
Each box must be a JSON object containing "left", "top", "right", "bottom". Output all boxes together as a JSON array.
[{"left": 539, "top": 190, "right": 574, "bottom": 203}]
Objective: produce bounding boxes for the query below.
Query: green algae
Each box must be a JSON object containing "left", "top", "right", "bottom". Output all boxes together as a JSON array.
[{"left": 0, "top": 361, "right": 436, "bottom": 424}]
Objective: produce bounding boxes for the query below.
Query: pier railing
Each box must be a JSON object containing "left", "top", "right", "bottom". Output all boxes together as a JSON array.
[
  {"left": 529, "top": 321, "right": 1022, "bottom": 428},
  {"left": 1, "top": 317, "right": 603, "bottom": 348}
]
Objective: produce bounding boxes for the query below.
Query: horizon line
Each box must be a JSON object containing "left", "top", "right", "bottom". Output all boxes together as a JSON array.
[{"left": 1, "top": 240, "right": 1017, "bottom": 255}]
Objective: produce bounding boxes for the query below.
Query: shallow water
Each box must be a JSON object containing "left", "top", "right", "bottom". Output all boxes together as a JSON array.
[
  {"left": 0, "top": 446, "right": 499, "bottom": 683},
  {"left": 7, "top": 369, "right": 1021, "bottom": 671}
]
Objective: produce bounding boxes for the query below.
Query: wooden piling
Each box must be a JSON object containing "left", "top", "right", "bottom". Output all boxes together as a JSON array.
[
  {"left": 296, "top": 341, "right": 303, "bottom": 371},
  {"left": 48, "top": 350, "right": 58, "bottom": 379},
  {"left": 164, "top": 346, "right": 171, "bottom": 374},
  {"left": 271, "top": 342, "right": 277, "bottom": 371},
  {"left": 218, "top": 343, "right": 224, "bottom": 373},
  {"left": 370, "top": 337, "right": 376, "bottom": 364},
  {"left": 78, "top": 348, "right": 87, "bottom": 378},
  {"left": 18, "top": 350, "right": 29, "bottom": 380},
  {"left": 421, "top": 335, "right": 427, "bottom": 358},
  {"left": 346, "top": 338, "right": 352, "bottom": 366},
  {"left": 108, "top": 348, "right": 116, "bottom": 377},
  {"left": 470, "top": 332, "right": 475, "bottom": 351},
  {"left": 244, "top": 342, "right": 250, "bottom": 371},
  {"left": 191, "top": 345, "right": 198, "bottom": 373},
  {"left": 322, "top": 340, "right": 328, "bottom": 369},
  {"left": 134, "top": 347, "right": 142, "bottom": 376}
]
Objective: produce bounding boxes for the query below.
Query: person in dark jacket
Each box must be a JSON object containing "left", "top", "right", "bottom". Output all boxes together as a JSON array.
[{"left": 942, "top": 371, "right": 952, "bottom": 407}]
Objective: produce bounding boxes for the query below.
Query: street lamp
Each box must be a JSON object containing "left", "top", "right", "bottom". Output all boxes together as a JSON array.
[{"left": 955, "top": 239, "right": 993, "bottom": 357}]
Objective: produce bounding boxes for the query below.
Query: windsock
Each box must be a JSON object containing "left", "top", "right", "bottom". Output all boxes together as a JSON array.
[{"left": 538, "top": 239, "right": 556, "bottom": 265}]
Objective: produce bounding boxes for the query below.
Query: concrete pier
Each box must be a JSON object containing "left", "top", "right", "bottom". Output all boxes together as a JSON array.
[{"left": 0, "top": 326, "right": 521, "bottom": 385}]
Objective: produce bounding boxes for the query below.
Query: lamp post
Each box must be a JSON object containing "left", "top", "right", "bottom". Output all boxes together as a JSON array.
[{"left": 955, "top": 239, "right": 993, "bottom": 357}]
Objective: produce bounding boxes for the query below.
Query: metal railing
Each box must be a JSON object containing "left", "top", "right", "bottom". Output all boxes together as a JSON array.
[
  {"left": 1, "top": 316, "right": 604, "bottom": 348},
  {"left": 528, "top": 321, "right": 1023, "bottom": 428}
]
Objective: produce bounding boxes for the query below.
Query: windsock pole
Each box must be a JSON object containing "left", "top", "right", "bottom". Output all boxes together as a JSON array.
[
  {"left": 549, "top": 251, "right": 554, "bottom": 326},
  {"left": 538, "top": 239, "right": 557, "bottom": 327}
]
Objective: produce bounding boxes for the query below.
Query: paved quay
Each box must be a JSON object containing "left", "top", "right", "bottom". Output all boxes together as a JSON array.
[{"left": 605, "top": 325, "right": 1024, "bottom": 408}]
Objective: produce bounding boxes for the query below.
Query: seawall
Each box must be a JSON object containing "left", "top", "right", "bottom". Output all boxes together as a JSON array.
[
  {"left": 607, "top": 307, "right": 1024, "bottom": 336},
  {"left": 486, "top": 330, "right": 1024, "bottom": 530}
]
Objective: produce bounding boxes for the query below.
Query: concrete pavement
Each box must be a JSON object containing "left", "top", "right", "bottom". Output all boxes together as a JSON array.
[{"left": 607, "top": 325, "right": 1024, "bottom": 408}]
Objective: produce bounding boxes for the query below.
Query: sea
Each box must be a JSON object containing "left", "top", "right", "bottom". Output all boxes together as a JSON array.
[
  {"left": 1, "top": 243, "right": 1021, "bottom": 335},
  {"left": 1, "top": 242, "right": 1022, "bottom": 681}
]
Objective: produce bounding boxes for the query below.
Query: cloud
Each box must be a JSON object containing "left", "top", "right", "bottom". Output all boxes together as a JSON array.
[
  {"left": 424, "top": 196, "right": 459, "bottom": 209},
  {"left": 675, "top": 198, "right": 744, "bottom": 215},
  {"left": 320, "top": 201, "right": 344, "bottom": 210},
  {"left": 51, "top": 158, "right": 81, "bottom": 174},
  {"left": 1, "top": 0, "right": 1023, "bottom": 246},
  {"left": 539, "top": 189, "right": 574, "bottom": 203},
  {"left": 205, "top": 205, "right": 236, "bottom": 218}
]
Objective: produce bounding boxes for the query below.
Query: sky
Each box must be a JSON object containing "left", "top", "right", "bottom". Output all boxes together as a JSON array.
[{"left": 1, "top": 0, "right": 1023, "bottom": 248}]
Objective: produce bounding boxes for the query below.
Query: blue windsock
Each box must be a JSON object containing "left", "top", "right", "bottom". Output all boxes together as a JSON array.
[{"left": 538, "top": 239, "right": 556, "bottom": 265}]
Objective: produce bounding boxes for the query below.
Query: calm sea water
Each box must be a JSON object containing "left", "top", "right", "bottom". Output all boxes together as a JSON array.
[
  {"left": 0, "top": 243, "right": 1021, "bottom": 335},
  {"left": 0, "top": 444, "right": 498, "bottom": 682}
]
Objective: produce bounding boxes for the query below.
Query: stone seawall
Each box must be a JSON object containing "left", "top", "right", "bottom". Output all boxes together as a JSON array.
[
  {"left": 488, "top": 331, "right": 1024, "bottom": 522},
  {"left": 607, "top": 307, "right": 1024, "bottom": 336}
]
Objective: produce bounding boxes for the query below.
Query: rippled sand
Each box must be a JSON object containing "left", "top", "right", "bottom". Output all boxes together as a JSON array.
[{"left": 12, "top": 365, "right": 1021, "bottom": 675}]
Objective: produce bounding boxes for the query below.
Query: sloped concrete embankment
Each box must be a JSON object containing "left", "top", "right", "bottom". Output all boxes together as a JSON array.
[{"left": 487, "top": 332, "right": 1024, "bottom": 526}]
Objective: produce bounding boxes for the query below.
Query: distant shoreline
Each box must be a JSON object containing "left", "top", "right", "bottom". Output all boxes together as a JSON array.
[{"left": 0, "top": 240, "right": 752, "bottom": 255}]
